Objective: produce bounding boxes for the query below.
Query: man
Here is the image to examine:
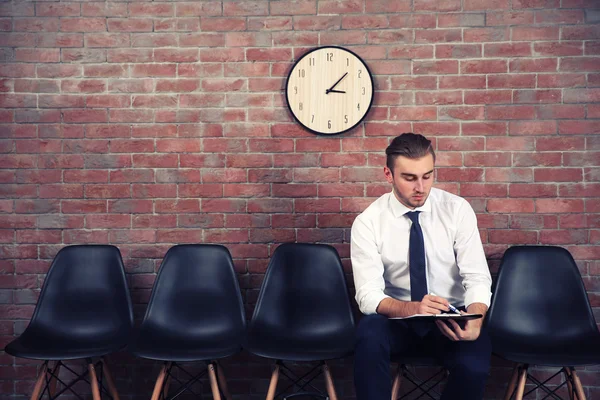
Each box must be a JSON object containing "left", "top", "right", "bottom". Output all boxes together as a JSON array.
[{"left": 351, "top": 133, "right": 492, "bottom": 400}]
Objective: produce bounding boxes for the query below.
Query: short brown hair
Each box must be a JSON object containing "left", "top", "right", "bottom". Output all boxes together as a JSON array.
[{"left": 385, "top": 133, "right": 435, "bottom": 172}]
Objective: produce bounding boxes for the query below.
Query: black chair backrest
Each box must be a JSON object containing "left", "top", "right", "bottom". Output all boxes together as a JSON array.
[
  {"left": 250, "top": 243, "right": 355, "bottom": 339},
  {"left": 141, "top": 244, "right": 246, "bottom": 342},
  {"left": 487, "top": 245, "right": 598, "bottom": 345},
  {"left": 30, "top": 245, "right": 133, "bottom": 341}
]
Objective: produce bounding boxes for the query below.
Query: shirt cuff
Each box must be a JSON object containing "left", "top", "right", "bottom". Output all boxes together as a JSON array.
[
  {"left": 358, "top": 291, "right": 391, "bottom": 315},
  {"left": 464, "top": 285, "right": 492, "bottom": 309}
]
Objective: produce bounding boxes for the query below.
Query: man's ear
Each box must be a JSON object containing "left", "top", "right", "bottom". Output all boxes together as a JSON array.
[{"left": 384, "top": 166, "right": 394, "bottom": 184}]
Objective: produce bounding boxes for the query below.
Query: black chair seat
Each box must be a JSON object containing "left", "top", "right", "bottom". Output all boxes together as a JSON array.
[
  {"left": 247, "top": 331, "right": 354, "bottom": 362},
  {"left": 6, "top": 327, "right": 128, "bottom": 360},
  {"left": 129, "top": 329, "right": 243, "bottom": 362},
  {"left": 494, "top": 335, "right": 600, "bottom": 366}
]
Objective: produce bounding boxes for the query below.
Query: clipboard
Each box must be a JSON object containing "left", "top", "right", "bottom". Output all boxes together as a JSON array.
[{"left": 390, "top": 313, "right": 483, "bottom": 321}]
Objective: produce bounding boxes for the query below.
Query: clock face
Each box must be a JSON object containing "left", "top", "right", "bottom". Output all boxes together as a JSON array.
[{"left": 286, "top": 46, "right": 374, "bottom": 135}]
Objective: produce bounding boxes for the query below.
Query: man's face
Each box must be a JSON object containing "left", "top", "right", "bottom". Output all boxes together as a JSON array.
[{"left": 384, "top": 154, "right": 435, "bottom": 209}]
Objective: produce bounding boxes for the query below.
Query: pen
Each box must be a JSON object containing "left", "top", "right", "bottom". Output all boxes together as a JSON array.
[{"left": 429, "top": 292, "right": 461, "bottom": 314}]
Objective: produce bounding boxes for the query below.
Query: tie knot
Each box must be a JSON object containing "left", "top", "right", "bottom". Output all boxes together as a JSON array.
[{"left": 405, "top": 211, "right": 421, "bottom": 223}]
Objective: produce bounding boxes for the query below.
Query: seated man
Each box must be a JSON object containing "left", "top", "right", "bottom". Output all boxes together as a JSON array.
[{"left": 351, "top": 133, "right": 492, "bottom": 400}]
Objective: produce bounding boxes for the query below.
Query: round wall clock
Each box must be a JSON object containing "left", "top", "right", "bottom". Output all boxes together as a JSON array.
[{"left": 285, "top": 46, "right": 374, "bottom": 136}]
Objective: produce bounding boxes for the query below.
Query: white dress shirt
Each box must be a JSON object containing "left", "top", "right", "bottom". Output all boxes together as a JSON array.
[{"left": 351, "top": 187, "right": 492, "bottom": 315}]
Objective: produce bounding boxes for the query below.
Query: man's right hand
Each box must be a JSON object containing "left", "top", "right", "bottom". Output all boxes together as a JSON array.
[{"left": 414, "top": 294, "right": 450, "bottom": 315}]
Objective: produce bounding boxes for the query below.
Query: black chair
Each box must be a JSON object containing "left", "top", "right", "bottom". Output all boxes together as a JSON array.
[
  {"left": 246, "top": 243, "right": 355, "bottom": 400},
  {"left": 4, "top": 245, "right": 133, "bottom": 400},
  {"left": 391, "top": 349, "right": 448, "bottom": 400},
  {"left": 127, "top": 244, "right": 246, "bottom": 400},
  {"left": 487, "top": 245, "right": 600, "bottom": 400}
]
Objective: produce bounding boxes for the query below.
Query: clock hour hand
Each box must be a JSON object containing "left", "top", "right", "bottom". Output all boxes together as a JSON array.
[
  {"left": 327, "top": 89, "right": 346, "bottom": 94},
  {"left": 325, "top": 72, "right": 348, "bottom": 94}
]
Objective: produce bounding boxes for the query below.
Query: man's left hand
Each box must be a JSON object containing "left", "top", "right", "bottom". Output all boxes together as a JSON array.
[{"left": 435, "top": 311, "right": 481, "bottom": 341}]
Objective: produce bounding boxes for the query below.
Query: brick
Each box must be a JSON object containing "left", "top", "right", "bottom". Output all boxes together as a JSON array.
[
  {"left": 415, "top": 29, "right": 462, "bottom": 44},
  {"left": 437, "top": 168, "right": 483, "bottom": 182},
  {"left": 465, "top": 152, "right": 511, "bottom": 167},
  {"left": 563, "top": 57, "right": 600, "bottom": 72},
  {"left": 514, "top": 89, "right": 561, "bottom": 104},
  {"left": 461, "top": 183, "right": 507, "bottom": 197},
  {"left": 559, "top": 121, "right": 600, "bottom": 135},
  {"left": 535, "top": 169, "right": 583, "bottom": 182},
  {"left": 487, "top": 106, "right": 535, "bottom": 120},
  {"left": 390, "top": 107, "right": 436, "bottom": 121},
  {"left": 486, "top": 168, "right": 533, "bottom": 182},
  {"left": 436, "top": 44, "right": 482, "bottom": 59},
  {"left": 488, "top": 74, "right": 536, "bottom": 89},
  {"left": 388, "top": 14, "right": 436, "bottom": 29},
  {"left": 413, "top": 122, "right": 460, "bottom": 136},
  {"left": 461, "top": 60, "right": 507, "bottom": 74},
  {"left": 536, "top": 137, "right": 585, "bottom": 151},
  {"left": 488, "top": 199, "right": 535, "bottom": 213},
  {"left": 487, "top": 137, "right": 534, "bottom": 151},
  {"left": 562, "top": 25, "right": 600, "bottom": 40},
  {"left": 107, "top": 19, "right": 154, "bottom": 32},
  {"left": 414, "top": 0, "right": 461, "bottom": 11},
  {"left": 464, "top": 28, "right": 509, "bottom": 42},
  {"left": 390, "top": 76, "right": 436, "bottom": 90},
  {"left": 537, "top": 73, "right": 585, "bottom": 88},
  {"left": 510, "top": 58, "right": 557, "bottom": 72},
  {"left": 513, "top": 152, "right": 562, "bottom": 167},
  {"left": 465, "top": 90, "right": 512, "bottom": 104},
  {"left": 536, "top": 105, "right": 585, "bottom": 119},
  {"left": 416, "top": 91, "right": 462, "bottom": 105},
  {"left": 540, "top": 230, "right": 588, "bottom": 245},
  {"left": 513, "top": 0, "right": 559, "bottom": 8},
  {"left": 489, "top": 230, "right": 537, "bottom": 244},
  {"left": 509, "top": 183, "right": 557, "bottom": 197},
  {"left": 318, "top": 0, "right": 362, "bottom": 14},
  {"left": 564, "top": 88, "right": 600, "bottom": 103},
  {"left": 536, "top": 199, "right": 584, "bottom": 213},
  {"left": 440, "top": 106, "right": 485, "bottom": 121}
]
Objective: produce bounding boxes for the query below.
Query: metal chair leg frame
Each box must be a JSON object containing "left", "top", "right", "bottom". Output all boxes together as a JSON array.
[
  {"left": 396, "top": 365, "right": 446, "bottom": 400},
  {"left": 273, "top": 361, "right": 329, "bottom": 400}
]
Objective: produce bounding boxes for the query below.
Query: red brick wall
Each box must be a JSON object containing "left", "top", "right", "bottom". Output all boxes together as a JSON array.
[{"left": 1, "top": 0, "right": 599, "bottom": 398}]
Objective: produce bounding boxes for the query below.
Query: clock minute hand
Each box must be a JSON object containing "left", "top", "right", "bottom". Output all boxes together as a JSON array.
[{"left": 325, "top": 72, "right": 348, "bottom": 94}]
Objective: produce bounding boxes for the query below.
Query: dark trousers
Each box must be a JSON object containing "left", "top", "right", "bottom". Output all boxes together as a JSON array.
[{"left": 354, "top": 314, "right": 492, "bottom": 400}]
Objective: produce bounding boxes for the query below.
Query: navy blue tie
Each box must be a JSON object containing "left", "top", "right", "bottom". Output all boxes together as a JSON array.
[
  {"left": 406, "top": 211, "right": 430, "bottom": 336},
  {"left": 406, "top": 211, "right": 427, "bottom": 302}
]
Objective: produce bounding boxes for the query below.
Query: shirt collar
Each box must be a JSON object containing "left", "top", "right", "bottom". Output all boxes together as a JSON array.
[{"left": 388, "top": 190, "right": 432, "bottom": 218}]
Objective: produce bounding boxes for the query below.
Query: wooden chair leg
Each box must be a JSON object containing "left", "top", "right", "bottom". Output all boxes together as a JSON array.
[
  {"left": 564, "top": 367, "right": 574, "bottom": 400},
  {"left": 391, "top": 364, "right": 402, "bottom": 400},
  {"left": 571, "top": 368, "right": 586, "bottom": 400},
  {"left": 504, "top": 365, "right": 520, "bottom": 400},
  {"left": 88, "top": 361, "right": 102, "bottom": 400},
  {"left": 30, "top": 363, "right": 48, "bottom": 400},
  {"left": 514, "top": 364, "right": 528, "bottom": 400},
  {"left": 322, "top": 362, "right": 339, "bottom": 400},
  {"left": 216, "top": 361, "right": 232, "bottom": 400},
  {"left": 163, "top": 373, "right": 172, "bottom": 399},
  {"left": 151, "top": 362, "right": 171, "bottom": 400},
  {"left": 207, "top": 362, "right": 222, "bottom": 400},
  {"left": 47, "top": 362, "right": 61, "bottom": 398},
  {"left": 101, "top": 357, "right": 120, "bottom": 400},
  {"left": 265, "top": 363, "right": 280, "bottom": 400}
]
